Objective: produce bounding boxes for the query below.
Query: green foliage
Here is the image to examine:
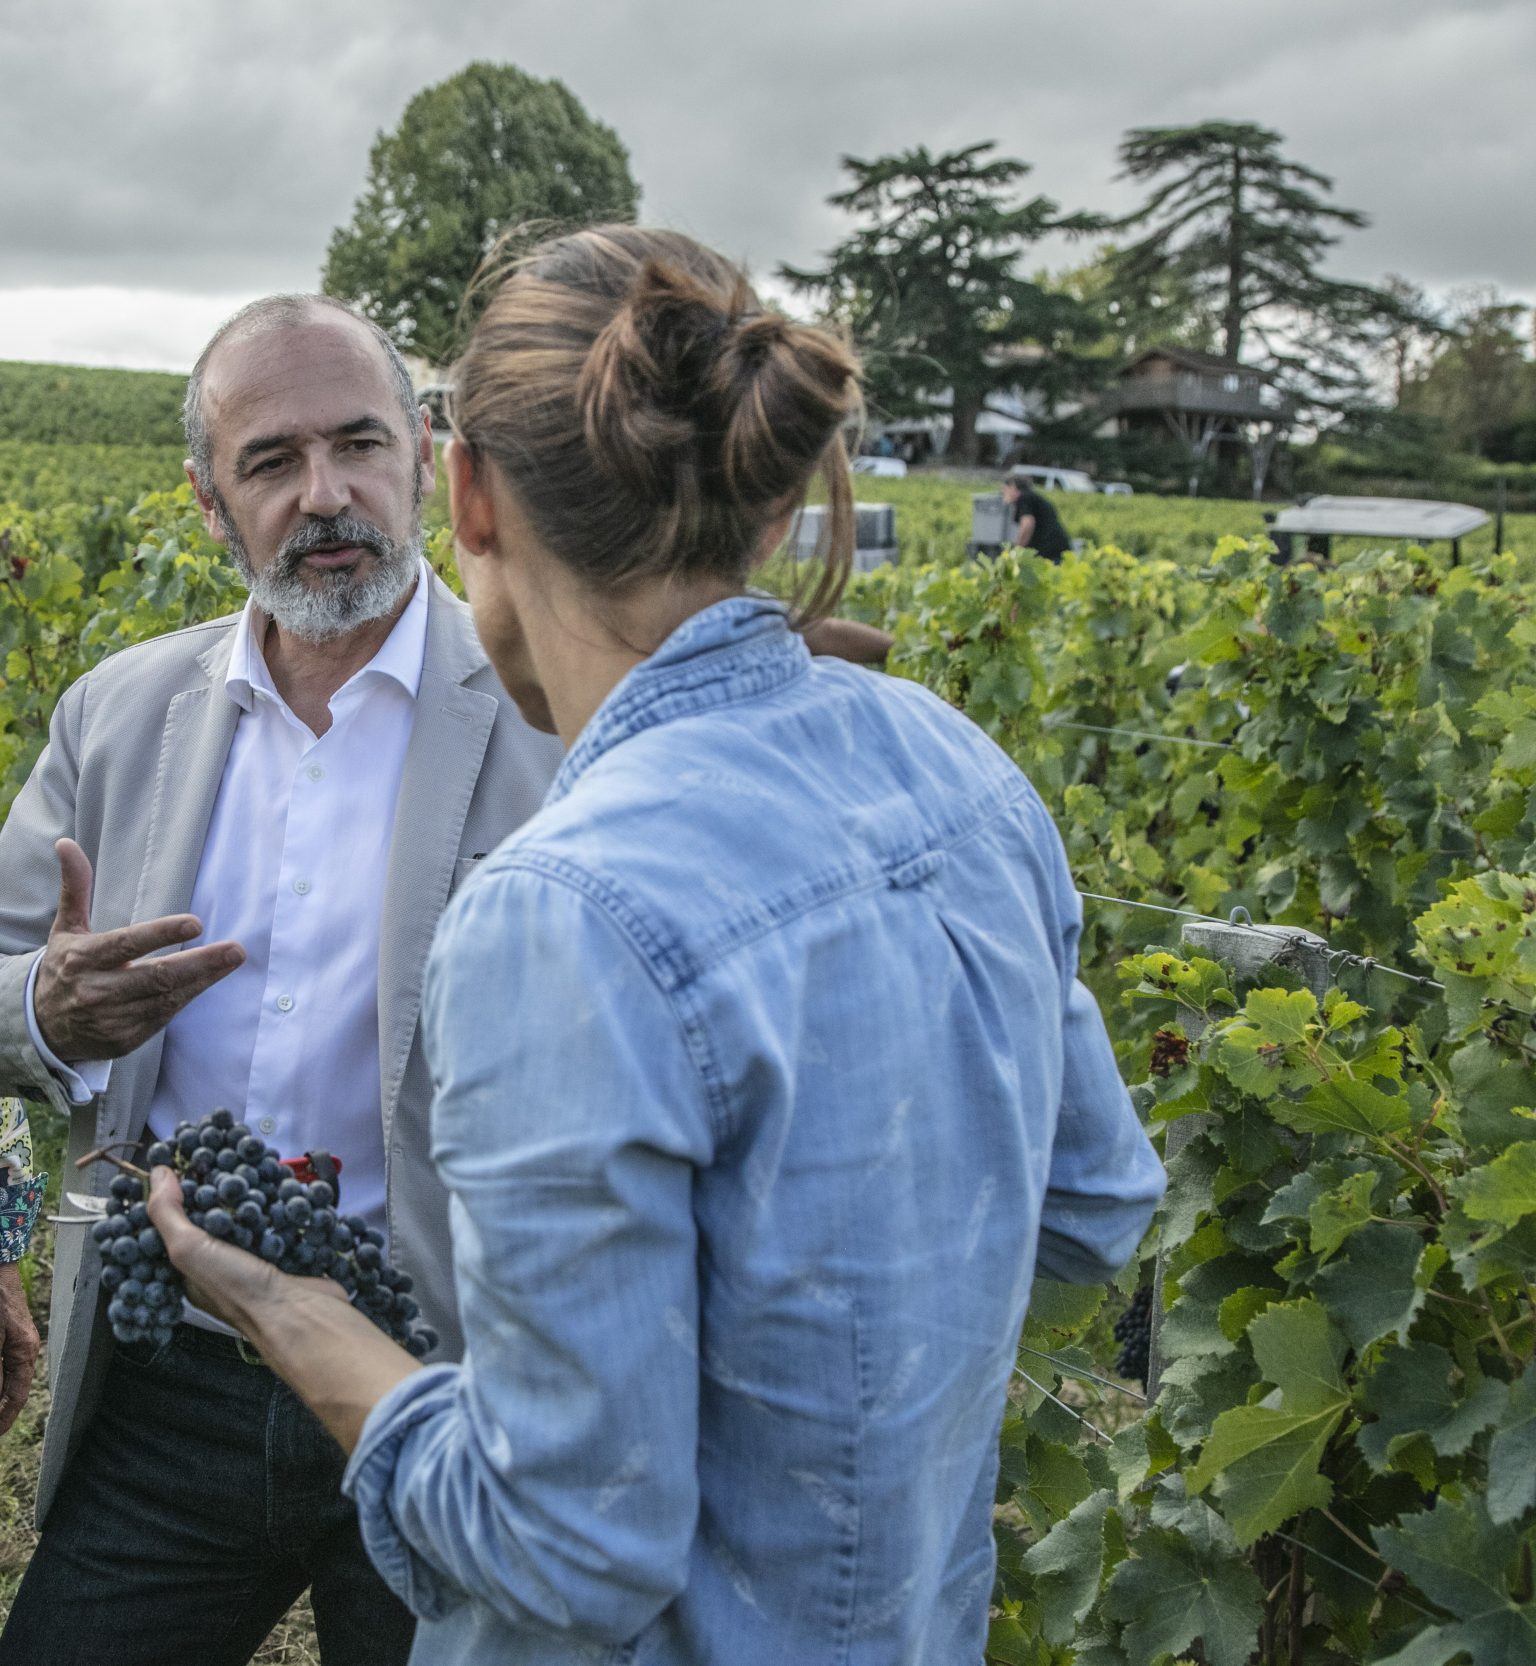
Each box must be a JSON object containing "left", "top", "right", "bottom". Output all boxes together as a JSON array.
[
  {"left": 6, "top": 455, "right": 1536, "bottom": 1664},
  {"left": 1108, "top": 121, "right": 1414, "bottom": 413},
  {"left": 0, "top": 360, "right": 187, "bottom": 446},
  {"left": 322, "top": 62, "right": 640, "bottom": 364},
  {"left": 780, "top": 142, "right": 1099, "bottom": 463},
  {"left": 0, "top": 440, "right": 186, "bottom": 508}
]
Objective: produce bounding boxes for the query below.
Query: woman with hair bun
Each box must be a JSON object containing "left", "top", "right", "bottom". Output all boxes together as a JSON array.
[{"left": 150, "top": 225, "right": 1164, "bottom": 1665}]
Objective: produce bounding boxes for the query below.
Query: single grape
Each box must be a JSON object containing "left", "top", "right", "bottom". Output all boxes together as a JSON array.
[
  {"left": 111, "top": 1237, "right": 139, "bottom": 1267},
  {"left": 137, "top": 1228, "right": 164, "bottom": 1259},
  {"left": 203, "top": 1208, "right": 233, "bottom": 1240},
  {"left": 91, "top": 1218, "right": 115, "bottom": 1246},
  {"left": 100, "top": 1265, "right": 124, "bottom": 1293},
  {"left": 217, "top": 1173, "right": 249, "bottom": 1204},
  {"left": 145, "top": 1141, "right": 175, "bottom": 1168},
  {"left": 127, "top": 1202, "right": 150, "bottom": 1230},
  {"left": 175, "top": 1129, "right": 199, "bottom": 1157},
  {"left": 309, "top": 1181, "right": 335, "bottom": 1208},
  {"left": 109, "top": 1174, "right": 139, "bottom": 1203},
  {"left": 210, "top": 1108, "right": 234, "bottom": 1131}
]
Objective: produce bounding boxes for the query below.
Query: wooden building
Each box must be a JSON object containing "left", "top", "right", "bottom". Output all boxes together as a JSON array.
[{"left": 1102, "top": 346, "right": 1294, "bottom": 497}]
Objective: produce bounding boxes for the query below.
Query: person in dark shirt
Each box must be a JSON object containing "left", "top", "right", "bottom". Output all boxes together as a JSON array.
[{"left": 1001, "top": 474, "right": 1072, "bottom": 563}]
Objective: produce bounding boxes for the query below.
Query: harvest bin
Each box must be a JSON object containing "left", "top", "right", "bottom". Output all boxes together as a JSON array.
[{"left": 788, "top": 503, "right": 898, "bottom": 572}]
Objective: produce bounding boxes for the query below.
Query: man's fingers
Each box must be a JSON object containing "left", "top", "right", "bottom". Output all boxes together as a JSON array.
[
  {"left": 51, "top": 838, "right": 94, "bottom": 935},
  {"left": 67, "top": 914, "right": 205, "bottom": 971},
  {"left": 108, "top": 941, "right": 245, "bottom": 1005}
]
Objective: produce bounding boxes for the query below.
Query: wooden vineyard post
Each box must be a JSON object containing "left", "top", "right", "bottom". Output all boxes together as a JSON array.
[{"left": 1144, "top": 915, "right": 1331, "bottom": 1400}]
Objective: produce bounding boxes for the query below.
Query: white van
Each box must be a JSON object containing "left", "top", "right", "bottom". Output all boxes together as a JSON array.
[{"left": 1007, "top": 464, "right": 1097, "bottom": 494}]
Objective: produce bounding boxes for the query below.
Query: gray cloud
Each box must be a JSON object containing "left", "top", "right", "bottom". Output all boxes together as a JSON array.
[{"left": 2, "top": 0, "right": 1531, "bottom": 313}]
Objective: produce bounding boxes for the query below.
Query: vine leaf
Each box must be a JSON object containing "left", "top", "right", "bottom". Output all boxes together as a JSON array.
[
  {"left": 1487, "top": 1364, "right": 1536, "bottom": 1525},
  {"left": 1310, "top": 1169, "right": 1379, "bottom": 1258},
  {"left": 1454, "top": 1141, "right": 1536, "bottom": 1231},
  {"left": 1022, "top": 1488, "right": 1113, "bottom": 1645},
  {"left": 1103, "top": 1509, "right": 1262, "bottom": 1666},
  {"left": 1374, "top": 1494, "right": 1536, "bottom": 1664},
  {"left": 1312, "top": 1221, "right": 1427, "bottom": 1350},
  {"left": 1356, "top": 1341, "right": 1509, "bottom": 1472},
  {"left": 1277, "top": 1077, "right": 1413, "bottom": 1139},
  {"left": 1186, "top": 1300, "right": 1349, "bottom": 1545}
]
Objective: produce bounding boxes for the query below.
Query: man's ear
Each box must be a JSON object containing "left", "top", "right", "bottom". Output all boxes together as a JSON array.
[
  {"left": 417, "top": 406, "right": 437, "bottom": 499},
  {"left": 185, "top": 461, "right": 228, "bottom": 546}
]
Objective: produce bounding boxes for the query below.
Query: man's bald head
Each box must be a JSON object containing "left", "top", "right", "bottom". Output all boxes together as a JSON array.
[{"left": 183, "top": 295, "right": 423, "bottom": 489}]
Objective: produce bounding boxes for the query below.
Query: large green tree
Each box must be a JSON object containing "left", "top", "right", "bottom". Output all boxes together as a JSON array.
[
  {"left": 1109, "top": 121, "right": 1410, "bottom": 411},
  {"left": 323, "top": 63, "right": 639, "bottom": 364},
  {"left": 1403, "top": 287, "right": 1535, "bottom": 457},
  {"left": 780, "top": 143, "right": 1098, "bottom": 464}
]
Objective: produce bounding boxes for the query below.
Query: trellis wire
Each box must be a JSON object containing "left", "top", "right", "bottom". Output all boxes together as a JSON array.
[
  {"left": 1078, "top": 890, "right": 1447, "bottom": 994},
  {"left": 1043, "top": 717, "right": 1233, "bottom": 752},
  {"left": 1015, "top": 1342, "right": 1148, "bottom": 1403},
  {"left": 1013, "top": 1367, "right": 1114, "bottom": 1444}
]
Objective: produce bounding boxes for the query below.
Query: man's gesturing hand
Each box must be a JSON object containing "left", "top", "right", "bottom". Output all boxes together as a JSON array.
[{"left": 33, "top": 838, "right": 244, "bottom": 1064}]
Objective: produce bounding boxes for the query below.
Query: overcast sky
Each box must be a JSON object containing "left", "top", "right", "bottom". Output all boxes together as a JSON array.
[{"left": 1, "top": 0, "right": 1531, "bottom": 371}]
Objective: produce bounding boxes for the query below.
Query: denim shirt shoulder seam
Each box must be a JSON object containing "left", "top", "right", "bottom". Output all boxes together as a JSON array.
[{"left": 497, "top": 850, "right": 734, "bottom": 1140}]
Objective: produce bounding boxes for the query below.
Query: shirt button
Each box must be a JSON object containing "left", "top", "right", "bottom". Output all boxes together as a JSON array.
[
  {"left": 259, "top": 1117, "right": 276, "bottom": 1135},
  {"left": 293, "top": 878, "right": 311, "bottom": 895},
  {"left": 307, "top": 765, "right": 324, "bottom": 781},
  {"left": 276, "top": 994, "right": 295, "bottom": 1013}
]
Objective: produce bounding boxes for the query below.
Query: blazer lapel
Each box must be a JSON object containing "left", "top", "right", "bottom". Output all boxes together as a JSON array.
[
  {"left": 110, "top": 628, "right": 241, "bottom": 1142},
  {"left": 377, "top": 578, "right": 497, "bottom": 1150}
]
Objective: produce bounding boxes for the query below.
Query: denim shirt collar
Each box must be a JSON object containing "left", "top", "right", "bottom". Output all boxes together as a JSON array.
[{"left": 547, "top": 595, "right": 809, "bottom": 806}]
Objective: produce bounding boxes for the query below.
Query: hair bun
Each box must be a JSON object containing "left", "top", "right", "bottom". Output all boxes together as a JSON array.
[{"left": 577, "top": 259, "right": 737, "bottom": 503}]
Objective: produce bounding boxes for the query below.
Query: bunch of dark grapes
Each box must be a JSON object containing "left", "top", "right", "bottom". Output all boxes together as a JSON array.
[
  {"left": 92, "top": 1109, "right": 438, "bottom": 1359},
  {"left": 1113, "top": 1285, "right": 1153, "bottom": 1386}
]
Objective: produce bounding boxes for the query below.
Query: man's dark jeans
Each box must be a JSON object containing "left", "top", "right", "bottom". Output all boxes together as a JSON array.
[{"left": 0, "top": 1325, "right": 416, "bottom": 1666}]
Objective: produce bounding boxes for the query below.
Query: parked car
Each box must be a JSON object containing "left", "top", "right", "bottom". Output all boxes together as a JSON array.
[
  {"left": 852, "top": 455, "right": 909, "bottom": 478},
  {"left": 1007, "top": 464, "right": 1097, "bottom": 494},
  {"left": 1099, "top": 481, "right": 1134, "bottom": 496}
]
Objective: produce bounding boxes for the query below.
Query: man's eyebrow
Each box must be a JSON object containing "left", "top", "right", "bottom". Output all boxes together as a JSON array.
[{"left": 234, "top": 415, "right": 397, "bottom": 474}]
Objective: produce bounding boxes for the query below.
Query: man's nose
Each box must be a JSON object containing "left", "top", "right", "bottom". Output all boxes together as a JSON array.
[{"left": 298, "top": 453, "right": 350, "bottom": 519}]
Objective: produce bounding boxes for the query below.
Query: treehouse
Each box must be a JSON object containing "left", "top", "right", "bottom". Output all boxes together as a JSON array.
[{"left": 1102, "top": 346, "right": 1294, "bottom": 497}]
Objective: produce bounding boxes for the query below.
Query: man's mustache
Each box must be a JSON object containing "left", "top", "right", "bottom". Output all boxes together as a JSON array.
[{"left": 276, "top": 516, "right": 391, "bottom": 576}]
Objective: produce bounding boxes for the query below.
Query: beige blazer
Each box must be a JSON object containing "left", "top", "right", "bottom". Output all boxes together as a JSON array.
[{"left": 0, "top": 574, "right": 563, "bottom": 1522}]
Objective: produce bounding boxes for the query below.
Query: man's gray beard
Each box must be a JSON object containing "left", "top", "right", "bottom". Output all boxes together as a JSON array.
[{"left": 221, "top": 506, "right": 424, "bottom": 644}]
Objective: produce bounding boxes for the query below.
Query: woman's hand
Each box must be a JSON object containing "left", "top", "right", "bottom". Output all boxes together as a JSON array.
[
  {"left": 146, "top": 1165, "right": 423, "bottom": 1453},
  {"left": 145, "top": 1165, "right": 347, "bottom": 1336}
]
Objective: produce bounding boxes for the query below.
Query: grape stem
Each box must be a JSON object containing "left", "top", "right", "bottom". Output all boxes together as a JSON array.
[{"left": 75, "top": 1143, "right": 150, "bottom": 1182}]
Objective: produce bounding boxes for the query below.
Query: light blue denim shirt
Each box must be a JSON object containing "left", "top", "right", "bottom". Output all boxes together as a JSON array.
[{"left": 345, "top": 595, "right": 1164, "bottom": 1665}]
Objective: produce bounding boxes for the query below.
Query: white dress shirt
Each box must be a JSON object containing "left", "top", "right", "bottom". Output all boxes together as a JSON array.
[{"left": 29, "top": 564, "right": 431, "bottom": 1282}]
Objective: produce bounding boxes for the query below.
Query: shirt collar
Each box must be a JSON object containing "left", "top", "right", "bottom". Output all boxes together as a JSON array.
[
  {"left": 548, "top": 594, "right": 809, "bottom": 805},
  {"left": 225, "top": 557, "right": 433, "bottom": 714}
]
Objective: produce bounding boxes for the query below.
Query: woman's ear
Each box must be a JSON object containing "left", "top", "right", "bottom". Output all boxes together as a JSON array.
[{"left": 445, "top": 436, "right": 497, "bottom": 559}]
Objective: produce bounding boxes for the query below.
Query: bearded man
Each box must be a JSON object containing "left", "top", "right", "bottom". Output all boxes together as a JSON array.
[
  {"left": 0, "top": 293, "right": 891, "bottom": 1665},
  {"left": 0, "top": 294, "right": 565, "bottom": 1665}
]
